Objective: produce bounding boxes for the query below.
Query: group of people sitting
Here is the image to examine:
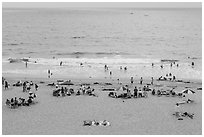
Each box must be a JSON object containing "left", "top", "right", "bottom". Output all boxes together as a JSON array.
[
  {"left": 83, "top": 120, "right": 110, "bottom": 126},
  {"left": 108, "top": 85, "right": 149, "bottom": 99},
  {"left": 22, "top": 81, "right": 38, "bottom": 92},
  {"left": 157, "top": 73, "right": 176, "bottom": 81},
  {"left": 53, "top": 85, "right": 97, "bottom": 97},
  {"left": 173, "top": 111, "right": 194, "bottom": 120},
  {"left": 151, "top": 88, "right": 176, "bottom": 97},
  {"left": 5, "top": 92, "right": 37, "bottom": 109}
]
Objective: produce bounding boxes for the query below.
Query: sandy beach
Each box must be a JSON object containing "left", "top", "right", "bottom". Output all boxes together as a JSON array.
[
  {"left": 2, "top": 73, "right": 202, "bottom": 135},
  {"left": 2, "top": 5, "right": 202, "bottom": 135}
]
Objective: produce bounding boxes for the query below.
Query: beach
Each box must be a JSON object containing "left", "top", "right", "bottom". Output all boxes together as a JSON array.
[
  {"left": 2, "top": 7, "right": 202, "bottom": 135},
  {"left": 2, "top": 72, "right": 202, "bottom": 135}
]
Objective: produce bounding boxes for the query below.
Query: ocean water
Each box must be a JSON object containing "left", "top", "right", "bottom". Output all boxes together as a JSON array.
[{"left": 2, "top": 8, "right": 202, "bottom": 80}]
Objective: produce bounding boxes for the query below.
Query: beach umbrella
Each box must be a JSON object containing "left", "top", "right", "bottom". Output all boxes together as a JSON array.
[
  {"left": 182, "top": 89, "right": 195, "bottom": 94},
  {"left": 116, "top": 86, "right": 124, "bottom": 94}
]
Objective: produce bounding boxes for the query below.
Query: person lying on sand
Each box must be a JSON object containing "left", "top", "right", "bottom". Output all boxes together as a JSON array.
[
  {"left": 83, "top": 120, "right": 110, "bottom": 126},
  {"left": 176, "top": 99, "right": 194, "bottom": 105},
  {"left": 173, "top": 111, "right": 194, "bottom": 119}
]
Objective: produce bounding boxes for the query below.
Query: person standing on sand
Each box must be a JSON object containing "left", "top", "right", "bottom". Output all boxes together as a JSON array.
[
  {"left": 151, "top": 77, "right": 154, "bottom": 85},
  {"left": 192, "top": 62, "right": 195, "bottom": 67},
  {"left": 173, "top": 76, "right": 176, "bottom": 81},
  {"left": 140, "top": 77, "right": 143, "bottom": 85},
  {"left": 35, "top": 84, "right": 38, "bottom": 91},
  {"left": 134, "top": 86, "right": 138, "bottom": 98},
  {"left": 152, "top": 63, "right": 154, "bottom": 67},
  {"left": 174, "top": 103, "right": 181, "bottom": 115},
  {"left": 48, "top": 70, "right": 51, "bottom": 78},
  {"left": 60, "top": 61, "right": 63, "bottom": 66},
  {"left": 25, "top": 61, "right": 28, "bottom": 68},
  {"left": 5, "top": 80, "right": 9, "bottom": 89},
  {"left": 131, "top": 77, "right": 134, "bottom": 84},
  {"left": 110, "top": 71, "right": 112, "bottom": 76}
]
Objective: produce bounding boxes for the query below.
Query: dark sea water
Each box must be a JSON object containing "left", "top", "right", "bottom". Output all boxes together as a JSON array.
[{"left": 2, "top": 8, "right": 202, "bottom": 79}]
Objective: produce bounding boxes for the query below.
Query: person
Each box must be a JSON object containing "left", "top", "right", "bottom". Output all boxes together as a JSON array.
[
  {"left": 104, "top": 65, "right": 107, "bottom": 70},
  {"left": 140, "top": 77, "right": 143, "bottom": 85},
  {"left": 120, "top": 66, "right": 122, "bottom": 70},
  {"left": 30, "top": 81, "right": 33, "bottom": 86},
  {"left": 60, "top": 61, "right": 63, "bottom": 66},
  {"left": 170, "top": 63, "right": 172, "bottom": 67},
  {"left": 151, "top": 63, "right": 154, "bottom": 67},
  {"left": 160, "top": 65, "right": 163, "bottom": 69},
  {"left": 2, "top": 77, "right": 5, "bottom": 85},
  {"left": 6, "top": 99, "right": 10, "bottom": 106},
  {"left": 175, "top": 103, "right": 181, "bottom": 114},
  {"left": 124, "top": 67, "right": 127, "bottom": 71},
  {"left": 25, "top": 61, "right": 28, "bottom": 68},
  {"left": 138, "top": 88, "right": 143, "bottom": 98},
  {"left": 130, "top": 77, "right": 133, "bottom": 84},
  {"left": 169, "top": 73, "right": 172, "bottom": 76},
  {"left": 117, "top": 78, "right": 120, "bottom": 84},
  {"left": 14, "top": 97, "right": 18, "bottom": 106},
  {"left": 23, "top": 81, "right": 26, "bottom": 92},
  {"left": 110, "top": 71, "right": 112, "bottom": 76},
  {"left": 173, "top": 76, "right": 176, "bottom": 81},
  {"left": 177, "top": 64, "right": 179, "bottom": 67},
  {"left": 134, "top": 87, "right": 138, "bottom": 98},
  {"left": 48, "top": 70, "right": 51, "bottom": 78},
  {"left": 192, "top": 62, "right": 194, "bottom": 67},
  {"left": 151, "top": 77, "right": 154, "bottom": 85},
  {"left": 26, "top": 82, "right": 31, "bottom": 91},
  {"left": 10, "top": 98, "right": 15, "bottom": 108},
  {"left": 35, "top": 84, "right": 39, "bottom": 91},
  {"left": 5, "top": 80, "right": 9, "bottom": 89}
]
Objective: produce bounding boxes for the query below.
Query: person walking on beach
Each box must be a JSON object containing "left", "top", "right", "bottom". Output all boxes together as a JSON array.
[
  {"left": 5, "top": 80, "right": 9, "bottom": 89},
  {"left": 110, "top": 71, "right": 112, "bottom": 76},
  {"left": 35, "top": 84, "right": 38, "bottom": 91},
  {"left": 140, "top": 77, "right": 143, "bottom": 85},
  {"left": 48, "top": 69, "right": 51, "bottom": 78},
  {"left": 104, "top": 65, "right": 107, "bottom": 70},
  {"left": 151, "top": 77, "right": 154, "bottom": 85},
  {"left": 25, "top": 61, "right": 28, "bottom": 68},
  {"left": 151, "top": 63, "right": 154, "bottom": 67},
  {"left": 173, "top": 76, "right": 176, "bottom": 81},
  {"left": 60, "top": 61, "right": 63, "bottom": 66},
  {"left": 130, "top": 77, "right": 134, "bottom": 84},
  {"left": 192, "top": 62, "right": 195, "bottom": 67},
  {"left": 2, "top": 77, "right": 5, "bottom": 85}
]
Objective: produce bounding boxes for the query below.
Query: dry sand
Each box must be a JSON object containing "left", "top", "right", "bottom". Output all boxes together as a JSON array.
[{"left": 2, "top": 75, "right": 202, "bottom": 135}]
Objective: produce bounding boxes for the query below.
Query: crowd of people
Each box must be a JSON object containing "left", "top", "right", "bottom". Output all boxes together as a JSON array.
[
  {"left": 5, "top": 92, "right": 37, "bottom": 109},
  {"left": 53, "top": 85, "right": 97, "bottom": 97}
]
